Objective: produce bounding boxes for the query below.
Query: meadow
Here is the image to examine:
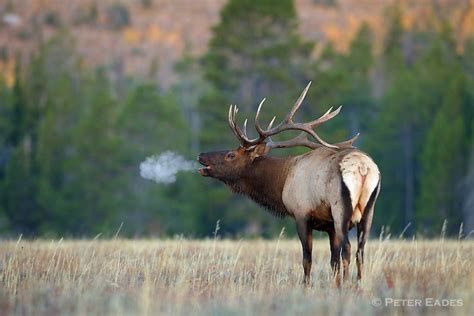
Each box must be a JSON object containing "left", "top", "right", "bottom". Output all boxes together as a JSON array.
[{"left": 0, "top": 237, "right": 472, "bottom": 315}]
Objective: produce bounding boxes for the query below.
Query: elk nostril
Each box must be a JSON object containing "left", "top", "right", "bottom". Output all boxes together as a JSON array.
[{"left": 197, "top": 154, "right": 207, "bottom": 165}]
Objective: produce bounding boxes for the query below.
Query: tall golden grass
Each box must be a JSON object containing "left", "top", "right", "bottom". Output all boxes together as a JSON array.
[{"left": 0, "top": 237, "right": 472, "bottom": 315}]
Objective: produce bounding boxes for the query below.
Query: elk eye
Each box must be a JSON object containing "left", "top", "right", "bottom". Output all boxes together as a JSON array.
[{"left": 226, "top": 152, "right": 236, "bottom": 160}]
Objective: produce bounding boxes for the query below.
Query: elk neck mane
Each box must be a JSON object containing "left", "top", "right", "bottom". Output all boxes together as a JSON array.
[{"left": 225, "top": 156, "right": 293, "bottom": 217}]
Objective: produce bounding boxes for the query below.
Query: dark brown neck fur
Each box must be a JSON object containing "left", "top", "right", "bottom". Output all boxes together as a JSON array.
[{"left": 226, "top": 156, "right": 293, "bottom": 217}]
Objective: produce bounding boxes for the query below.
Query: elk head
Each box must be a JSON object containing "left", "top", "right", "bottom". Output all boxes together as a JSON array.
[{"left": 197, "top": 82, "right": 359, "bottom": 183}]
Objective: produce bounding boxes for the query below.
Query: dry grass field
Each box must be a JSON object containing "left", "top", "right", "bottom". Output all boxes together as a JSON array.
[{"left": 0, "top": 237, "right": 472, "bottom": 315}]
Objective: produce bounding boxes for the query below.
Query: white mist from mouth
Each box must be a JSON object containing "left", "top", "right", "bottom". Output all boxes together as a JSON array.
[{"left": 140, "top": 151, "right": 197, "bottom": 184}]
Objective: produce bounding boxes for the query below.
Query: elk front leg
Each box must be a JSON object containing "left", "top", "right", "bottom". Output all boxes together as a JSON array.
[
  {"left": 296, "top": 219, "right": 313, "bottom": 286},
  {"left": 329, "top": 186, "right": 353, "bottom": 287}
]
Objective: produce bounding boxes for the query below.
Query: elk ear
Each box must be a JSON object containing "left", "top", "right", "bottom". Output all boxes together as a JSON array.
[{"left": 250, "top": 143, "right": 270, "bottom": 160}]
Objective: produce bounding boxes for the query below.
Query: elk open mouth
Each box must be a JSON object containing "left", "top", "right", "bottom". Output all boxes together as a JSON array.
[{"left": 197, "top": 157, "right": 211, "bottom": 177}]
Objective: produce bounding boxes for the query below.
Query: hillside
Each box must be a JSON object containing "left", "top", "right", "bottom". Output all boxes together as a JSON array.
[{"left": 1, "top": 0, "right": 473, "bottom": 86}]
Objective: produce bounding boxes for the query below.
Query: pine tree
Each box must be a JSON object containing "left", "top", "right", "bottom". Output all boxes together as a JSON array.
[
  {"left": 417, "top": 72, "right": 469, "bottom": 234},
  {"left": 368, "top": 7, "right": 443, "bottom": 234},
  {"left": 369, "top": 10, "right": 469, "bottom": 235},
  {"left": 1, "top": 34, "right": 125, "bottom": 235},
  {"left": 1, "top": 61, "right": 42, "bottom": 234},
  {"left": 0, "top": 73, "right": 13, "bottom": 181},
  {"left": 343, "top": 23, "right": 374, "bottom": 136},
  {"left": 462, "top": 123, "right": 474, "bottom": 234},
  {"left": 308, "top": 23, "right": 374, "bottom": 146},
  {"left": 201, "top": 0, "right": 313, "bottom": 148},
  {"left": 172, "top": 49, "right": 209, "bottom": 153},
  {"left": 461, "top": 39, "right": 474, "bottom": 234}
]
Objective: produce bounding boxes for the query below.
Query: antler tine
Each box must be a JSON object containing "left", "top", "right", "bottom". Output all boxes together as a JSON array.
[
  {"left": 228, "top": 105, "right": 234, "bottom": 129},
  {"left": 233, "top": 105, "right": 240, "bottom": 132},
  {"left": 255, "top": 98, "right": 267, "bottom": 137},
  {"left": 228, "top": 105, "right": 244, "bottom": 143},
  {"left": 335, "top": 132, "right": 360, "bottom": 148},
  {"left": 256, "top": 98, "right": 266, "bottom": 118},
  {"left": 320, "top": 106, "right": 334, "bottom": 118},
  {"left": 267, "top": 116, "right": 276, "bottom": 129},
  {"left": 309, "top": 106, "right": 342, "bottom": 126},
  {"left": 228, "top": 105, "right": 241, "bottom": 141},
  {"left": 232, "top": 106, "right": 247, "bottom": 144},
  {"left": 285, "top": 81, "right": 312, "bottom": 123},
  {"left": 242, "top": 119, "right": 248, "bottom": 137}
]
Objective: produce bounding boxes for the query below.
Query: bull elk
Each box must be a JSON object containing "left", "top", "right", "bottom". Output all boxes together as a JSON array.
[{"left": 198, "top": 83, "right": 380, "bottom": 286}]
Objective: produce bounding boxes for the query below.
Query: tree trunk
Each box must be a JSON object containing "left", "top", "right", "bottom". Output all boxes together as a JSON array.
[
  {"left": 402, "top": 124, "right": 415, "bottom": 235},
  {"left": 349, "top": 106, "right": 360, "bottom": 144},
  {"left": 462, "top": 149, "right": 474, "bottom": 235}
]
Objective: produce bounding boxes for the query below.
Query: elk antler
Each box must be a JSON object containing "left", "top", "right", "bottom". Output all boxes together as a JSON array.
[{"left": 228, "top": 82, "right": 359, "bottom": 150}]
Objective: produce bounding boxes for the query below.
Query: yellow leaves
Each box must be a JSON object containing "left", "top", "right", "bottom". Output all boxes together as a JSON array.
[
  {"left": 402, "top": 12, "right": 414, "bottom": 30},
  {"left": 347, "top": 14, "right": 359, "bottom": 32},
  {"left": 324, "top": 25, "right": 345, "bottom": 51},
  {"left": 146, "top": 26, "right": 181, "bottom": 46},
  {"left": 459, "top": 5, "right": 474, "bottom": 37},
  {"left": 0, "top": 59, "right": 15, "bottom": 87},
  {"left": 147, "top": 25, "right": 162, "bottom": 42},
  {"left": 166, "top": 31, "right": 180, "bottom": 46},
  {"left": 323, "top": 23, "right": 355, "bottom": 52},
  {"left": 123, "top": 27, "right": 142, "bottom": 45},
  {"left": 122, "top": 26, "right": 181, "bottom": 47}
]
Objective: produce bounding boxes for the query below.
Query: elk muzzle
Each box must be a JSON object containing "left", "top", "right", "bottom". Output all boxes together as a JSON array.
[{"left": 197, "top": 153, "right": 212, "bottom": 177}]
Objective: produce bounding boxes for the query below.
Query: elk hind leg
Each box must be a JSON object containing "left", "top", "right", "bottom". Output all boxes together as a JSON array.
[
  {"left": 356, "top": 181, "right": 380, "bottom": 282},
  {"left": 329, "top": 203, "right": 352, "bottom": 286}
]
